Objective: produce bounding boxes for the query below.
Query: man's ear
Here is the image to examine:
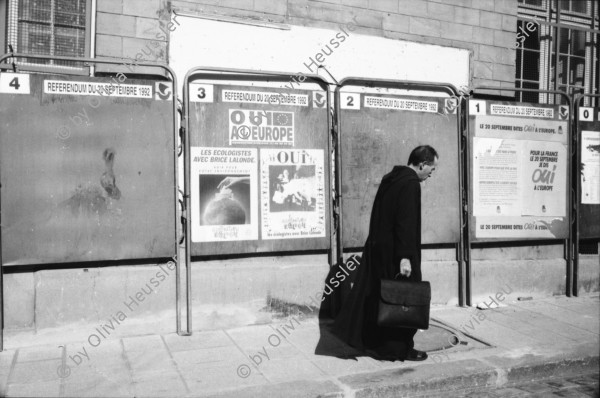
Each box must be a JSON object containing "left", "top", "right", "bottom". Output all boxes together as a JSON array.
[{"left": 419, "top": 163, "right": 424, "bottom": 170}]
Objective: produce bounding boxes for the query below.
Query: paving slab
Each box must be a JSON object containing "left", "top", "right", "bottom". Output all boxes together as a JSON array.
[
  {"left": 508, "top": 300, "right": 599, "bottom": 332},
  {"left": 122, "top": 334, "right": 166, "bottom": 352},
  {"left": 132, "top": 369, "right": 188, "bottom": 397},
  {"left": 5, "top": 380, "right": 61, "bottom": 397},
  {"left": 0, "top": 350, "right": 16, "bottom": 395},
  {"left": 171, "top": 346, "right": 248, "bottom": 367},
  {"left": 253, "top": 358, "right": 326, "bottom": 383},
  {"left": 163, "top": 330, "right": 232, "bottom": 352},
  {"left": 200, "top": 379, "right": 343, "bottom": 398},
  {"left": 183, "top": 362, "right": 270, "bottom": 394},
  {"left": 63, "top": 380, "right": 134, "bottom": 398}
]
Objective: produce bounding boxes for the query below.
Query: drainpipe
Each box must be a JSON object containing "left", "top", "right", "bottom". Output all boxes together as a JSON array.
[{"left": 90, "top": 0, "right": 97, "bottom": 76}]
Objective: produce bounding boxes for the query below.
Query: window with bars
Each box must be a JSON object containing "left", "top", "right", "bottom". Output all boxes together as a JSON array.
[
  {"left": 516, "top": 0, "right": 599, "bottom": 106},
  {"left": 4, "top": 0, "right": 90, "bottom": 72},
  {"left": 552, "top": 27, "right": 588, "bottom": 101},
  {"left": 559, "top": 0, "right": 588, "bottom": 15}
]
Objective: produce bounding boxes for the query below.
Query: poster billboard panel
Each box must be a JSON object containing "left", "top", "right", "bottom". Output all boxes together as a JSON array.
[
  {"left": 577, "top": 106, "right": 600, "bottom": 239},
  {"left": 187, "top": 82, "right": 330, "bottom": 255},
  {"left": 469, "top": 100, "right": 570, "bottom": 240}
]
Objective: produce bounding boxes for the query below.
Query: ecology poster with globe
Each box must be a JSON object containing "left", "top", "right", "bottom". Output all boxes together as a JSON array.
[
  {"left": 260, "top": 149, "right": 326, "bottom": 239},
  {"left": 190, "top": 147, "right": 258, "bottom": 242}
]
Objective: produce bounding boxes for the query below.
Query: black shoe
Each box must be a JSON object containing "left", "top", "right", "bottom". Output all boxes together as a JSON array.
[{"left": 405, "top": 349, "right": 428, "bottom": 361}]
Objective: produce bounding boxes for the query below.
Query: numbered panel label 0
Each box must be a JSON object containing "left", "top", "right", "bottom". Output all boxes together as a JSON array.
[
  {"left": 0, "top": 73, "right": 31, "bottom": 94},
  {"left": 469, "top": 100, "right": 486, "bottom": 115},
  {"left": 579, "top": 107, "right": 594, "bottom": 122},
  {"left": 340, "top": 92, "right": 360, "bottom": 110},
  {"left": 189, "top": 83, "right": 213, "bottom": 103}
]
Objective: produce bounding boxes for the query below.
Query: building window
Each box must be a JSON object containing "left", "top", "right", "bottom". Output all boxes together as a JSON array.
[
  {"left": 516, "top": 0, "right": 599, "bottom": 106},
  {"left": 5, "top": 0, "right": 90, "bottom": 73},
  {"left": 559, "top": 0, "right": 588, "bottom": 15}
]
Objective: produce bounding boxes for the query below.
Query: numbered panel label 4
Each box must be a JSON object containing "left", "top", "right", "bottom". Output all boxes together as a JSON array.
[
  {"left": 0, "top": 73, "right": 31, "bottom": 94},
  {"left": 189, "top": 83, "right": 213, "bottom": 102},
  {"left": 579, "top": 107, "right": 594, "bottom": 122},
  {"left": 340, "top": 92, "right": 360, "bottom": 110}
]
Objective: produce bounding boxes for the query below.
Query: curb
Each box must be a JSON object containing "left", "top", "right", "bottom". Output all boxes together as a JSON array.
[
  {"left": 348, "top": 355, "right": 599, "bottom": 398},
  {"left": 205, "top": 355, "right": 599, "bottom": 397}
]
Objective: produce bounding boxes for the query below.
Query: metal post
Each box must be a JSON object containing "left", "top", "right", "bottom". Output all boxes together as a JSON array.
[{"left": 554, "top": 0, "right": 562, "bottom": 98}]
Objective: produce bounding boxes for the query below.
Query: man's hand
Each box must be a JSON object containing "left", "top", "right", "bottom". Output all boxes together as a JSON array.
[{"left": 399, "top": 258, "right": 412, "bottom": 277}]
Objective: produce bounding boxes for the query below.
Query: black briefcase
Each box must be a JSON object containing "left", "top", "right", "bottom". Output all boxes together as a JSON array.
[{"left": 377, "top": 279, "right": 431, "bottom": 329}]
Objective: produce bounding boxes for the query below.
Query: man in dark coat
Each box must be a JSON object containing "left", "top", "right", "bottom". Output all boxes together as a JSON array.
[{"left": 332, "top": 145, "right": 438, "bottom": 361}]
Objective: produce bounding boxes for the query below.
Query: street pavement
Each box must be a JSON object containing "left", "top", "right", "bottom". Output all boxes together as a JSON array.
[{"left": 0, "top": 294, "right": 597, "bottom": 397}]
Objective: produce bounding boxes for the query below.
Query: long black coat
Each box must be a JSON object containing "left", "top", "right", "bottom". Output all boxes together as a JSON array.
[{"left": 332, "top": 166, "right": 422, "bottom": 350}]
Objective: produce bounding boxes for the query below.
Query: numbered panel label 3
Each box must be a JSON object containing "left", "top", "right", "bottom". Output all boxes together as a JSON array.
[
  {"left": 0, "top": 73, "right": 31, "bottom": 94},
  {"left": 189, "top": 83, "right": 213, "bottom": 103}
]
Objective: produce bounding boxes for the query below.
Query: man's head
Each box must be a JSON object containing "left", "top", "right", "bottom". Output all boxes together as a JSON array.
[{"left": 407, "top": 145, "right": 439, "bottom": 181}]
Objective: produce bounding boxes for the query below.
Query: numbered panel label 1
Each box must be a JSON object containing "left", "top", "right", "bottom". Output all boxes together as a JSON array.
[
  {"left": 579, "top": 107, "right": 594, "bottom": 122},
  {"left": 189, "top": 83, "right": 213, "bottom": 102},
  {"left": 0, "top": 73, "right": 31, "bottom": 94},
  {"left": 340, "top": 92, "right": 360, "bottom": 110},
  {"left": 469, "top": 100, "right": 486, "bottom": 115}
]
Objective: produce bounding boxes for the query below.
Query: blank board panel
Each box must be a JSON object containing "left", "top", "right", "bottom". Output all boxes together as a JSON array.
[
  {"left": 0, "top": 73, "right": 176, "bottom": 265},
  {"left": 339, "top": 91, "right": 461, "bottom": 249}
]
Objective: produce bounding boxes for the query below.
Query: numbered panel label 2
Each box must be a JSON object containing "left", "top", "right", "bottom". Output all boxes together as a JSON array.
[{"left": 340, "top": 92, "right": 361, "bottom": 110}]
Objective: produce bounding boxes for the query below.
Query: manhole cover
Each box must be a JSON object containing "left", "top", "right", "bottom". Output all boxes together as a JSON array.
[{"left": 414, "top": 319, "right": 491, "bottom": 352}]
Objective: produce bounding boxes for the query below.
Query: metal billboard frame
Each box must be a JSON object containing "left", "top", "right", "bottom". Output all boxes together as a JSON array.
[
  {"left": 334, "top": 78, "right": 467, "bottom": 306},
  {"left": 572, "top": 93, "right": 600, "bottom": 296},
  {"left": 181, "top": 66, "right": 334, "bottom": 335},
  {"left": 469, "top": 87, "right": 573, "bottom": 301},
  {"left": 0, "top": 53, "right": 181, "bottom": 350}
]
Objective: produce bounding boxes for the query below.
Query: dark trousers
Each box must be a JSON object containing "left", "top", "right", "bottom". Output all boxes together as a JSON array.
[{"left": 363, "top": 323, "right": 417, "bottom": 360}]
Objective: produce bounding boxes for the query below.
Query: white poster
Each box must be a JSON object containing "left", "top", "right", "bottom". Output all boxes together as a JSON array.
[
  {"left": 473, "top": 138, "right": 522, "bottom": 216},
  {"left": 581, "top": 131, "right": 600, "bottom": 204},
  {"left": 260, "top": 149, "right": 326, "bottom": 239},
  {"left": 521, "top": 141, "right": 567, "bottom": 216},
  {"left": 191, "top": 147, "right": 258, "bottom": 242}
]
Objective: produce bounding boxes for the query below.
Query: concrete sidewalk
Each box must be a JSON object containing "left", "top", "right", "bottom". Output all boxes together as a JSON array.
[{"left": 0, "top": 295, "right": 598, "bottom": 397}]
